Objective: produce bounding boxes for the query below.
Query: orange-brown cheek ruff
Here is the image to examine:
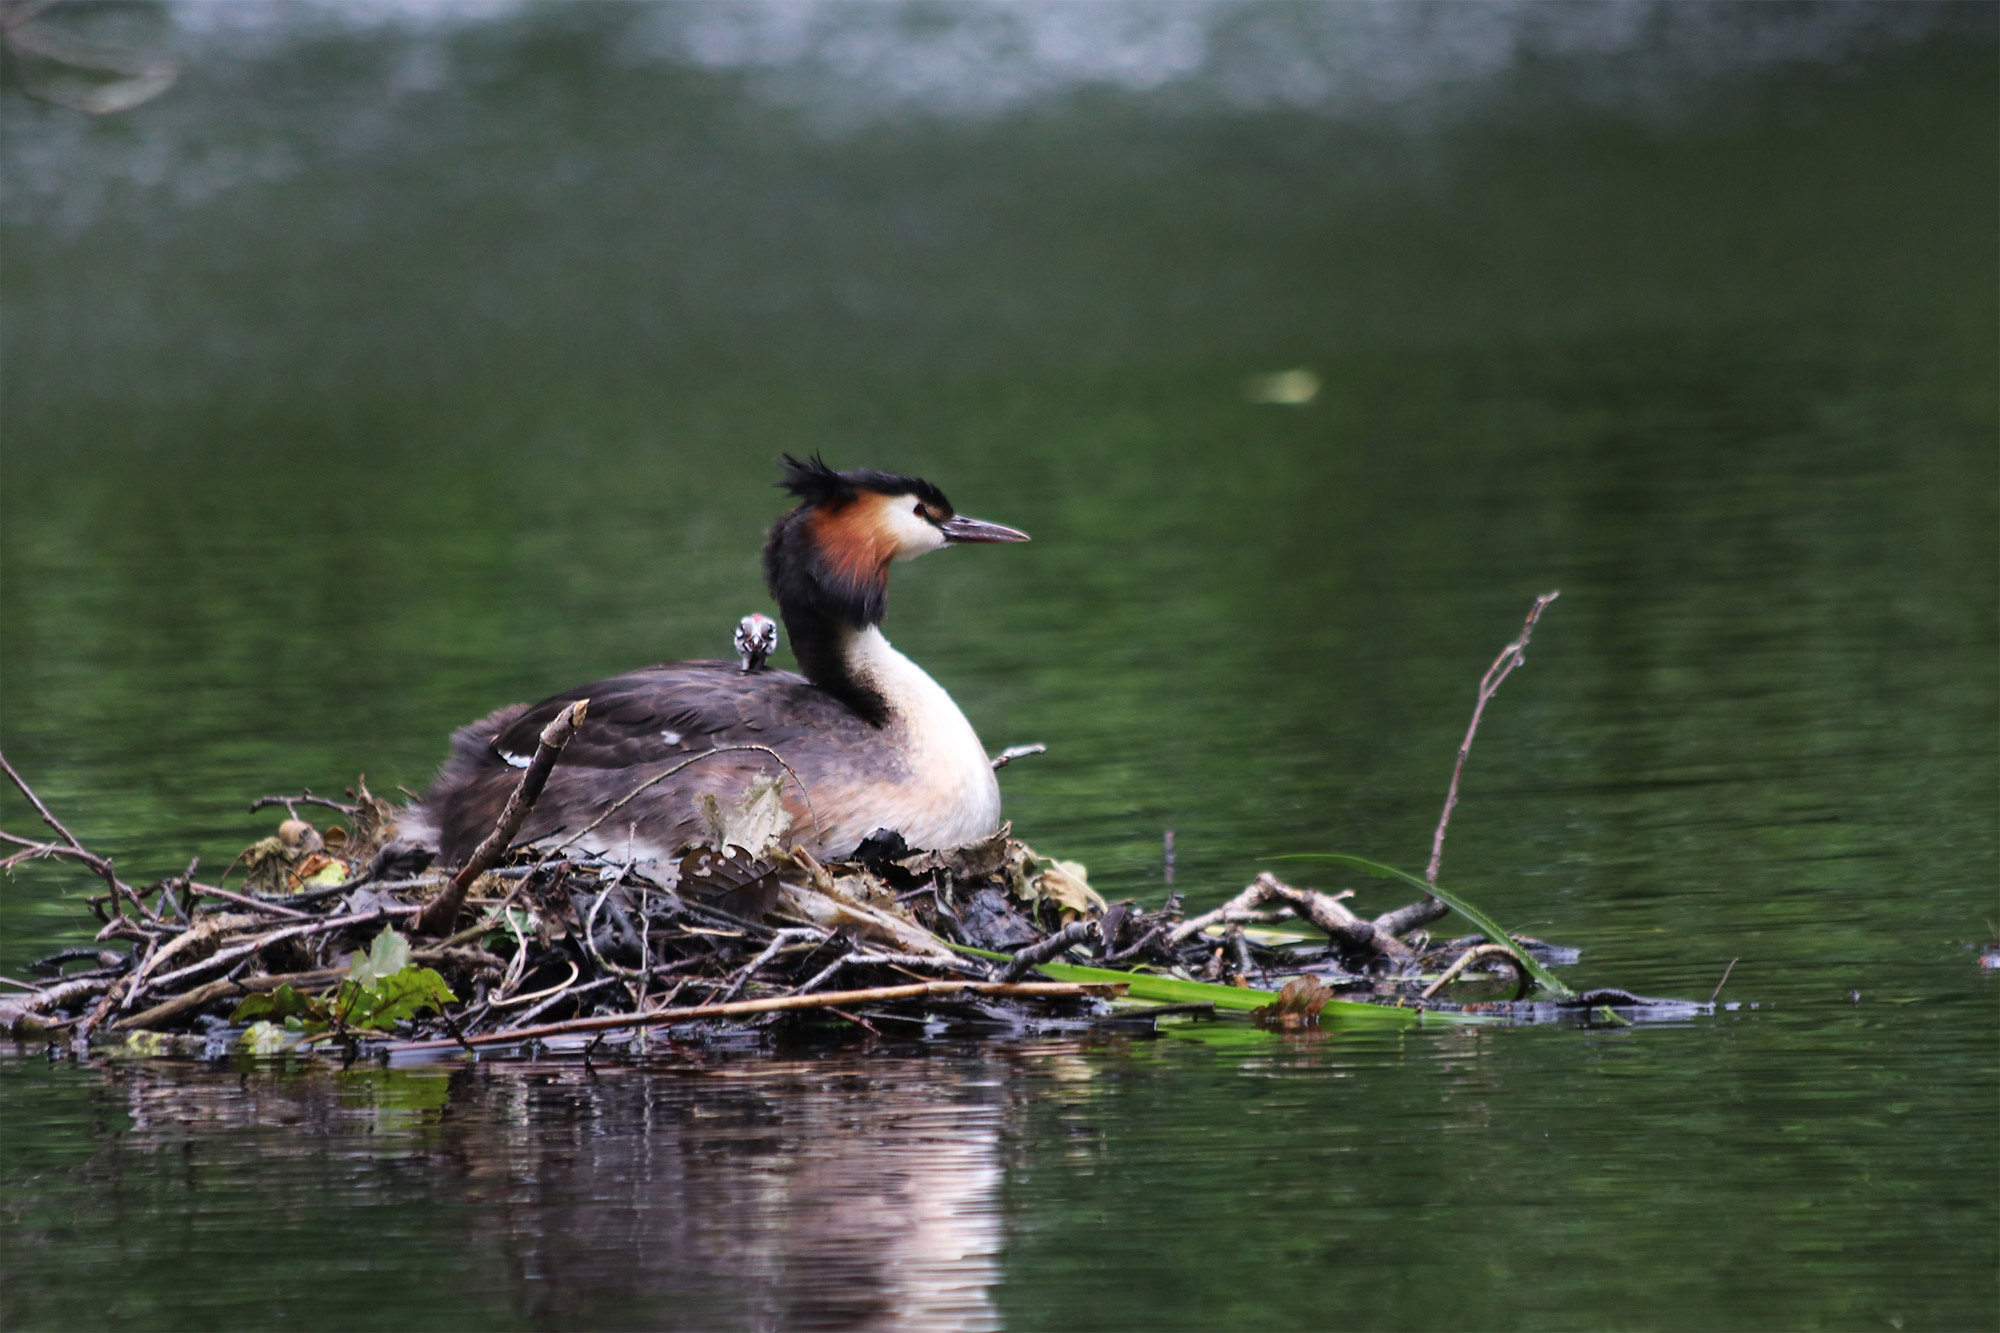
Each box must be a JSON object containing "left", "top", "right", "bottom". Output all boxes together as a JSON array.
[{"left": 808, "top": 496, "right": 901, "bottom": 602}]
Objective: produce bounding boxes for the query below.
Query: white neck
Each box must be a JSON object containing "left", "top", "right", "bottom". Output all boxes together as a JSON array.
[{"left": 840, "top": 626, "right": 1003, "bottom": 847}]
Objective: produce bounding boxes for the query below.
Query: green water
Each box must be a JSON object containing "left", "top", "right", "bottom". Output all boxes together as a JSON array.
[{"left": 2, "top": 6, "right": 1995, "bottom": 1328}]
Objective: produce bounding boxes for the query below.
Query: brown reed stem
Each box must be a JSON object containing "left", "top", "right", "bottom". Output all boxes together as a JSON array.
[{"left": 1426, "top": 591, "right": 1560, "bottom": 887}]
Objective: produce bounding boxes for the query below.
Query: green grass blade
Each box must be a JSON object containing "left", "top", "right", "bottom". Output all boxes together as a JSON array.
[
  {"left": 1273, "top": 853, "right": 1575, "bottom": 999},
  {"left": 948, "top": 944, "right": 1422, "bottom": 1021}
]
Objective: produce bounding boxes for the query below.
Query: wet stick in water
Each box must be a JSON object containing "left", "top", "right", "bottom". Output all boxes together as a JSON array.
[
  {"left": 1419, "top": 942, "right": 1530, "bottom": 1000},
  {"left": 379, "top": 980, "right": 1119, "bottom": 1053}
]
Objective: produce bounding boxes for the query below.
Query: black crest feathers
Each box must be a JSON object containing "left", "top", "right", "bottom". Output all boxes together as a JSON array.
[
  {"left": 776, "top": 453, "right": 950, "bottom": 512},
  {"left": 776, "top": 452, "right": 849, "bottom": 507}
]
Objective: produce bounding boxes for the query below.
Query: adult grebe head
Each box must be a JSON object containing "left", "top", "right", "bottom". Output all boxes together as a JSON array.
[
  {"left": 763, "top": 453, "right": 1029, "bottom": 631},
  {"left": 761, "top": 455, "right": 1027, "bottom": 723}
]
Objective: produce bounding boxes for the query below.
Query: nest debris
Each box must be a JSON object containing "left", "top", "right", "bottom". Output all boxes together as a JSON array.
[
  {"left": 1, "top": 593, "right": 1691, "bottom": 1059},
  {"left": 0, "top": 764, "right": 1609, "bottom": 1059}
]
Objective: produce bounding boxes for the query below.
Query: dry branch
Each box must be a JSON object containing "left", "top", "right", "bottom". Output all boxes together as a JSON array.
[
  {"left": 412, "top": 700, "right": 586, "bottom": 936},
  {"left": 0, "top": 752, "right": 142, "bottom": 917},
  {"left": 183, "top": 882, "right": 311, "bottom": 919},
  {"left": 142, "top": 907, "right": 410, "bottom": 993},
  {"left": 1427, "top": 591, "right": 1560, "bottom": 886},
  {"left": 996, "top": 919, "right": 1096, "bottom": 982},
  {"left": 1419, "top": 942, "right": 1530, "bottom": 1000},
  {"left": 380, "top": 979, "right": 1118, "bottom": 1053}
]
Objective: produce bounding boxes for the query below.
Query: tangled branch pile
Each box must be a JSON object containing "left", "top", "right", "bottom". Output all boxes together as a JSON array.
[
  {"left": 0, "top": 762, "right": 1599, "bottom": 1057},
  {"left": 2, "top": 592, "right": 1686, "bottom": 1058}
]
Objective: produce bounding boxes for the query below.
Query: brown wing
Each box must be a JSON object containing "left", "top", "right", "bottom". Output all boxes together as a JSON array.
[
  {"left": 483, "top": 662, "right": 858, "bottom": 767},
  {"left": 418, "top": 662, "right": 874, "bottom": 862}
]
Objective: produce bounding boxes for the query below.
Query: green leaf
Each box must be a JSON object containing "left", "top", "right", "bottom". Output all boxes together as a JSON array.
[
  {"left": 331, "top": 967, "right": 458, "bottom": 1033},
  {"left": 1272, "top": 853, "right": 1574, "bottom": 999},
  {"left": 347, "top": 926, "right": 413, "bottom": 988},
  {"left": 231, "top": 984, "right": 322, "bottom": 1024},
  {"left": 948, "top": 943, "right": 1426, "bottom": 1022},
  {"left": 354, "top": 968, "right": 457, "bottom": 1031},
  {"left": 1043, "top": 960, "right": 1424, "bottom": 1020}
]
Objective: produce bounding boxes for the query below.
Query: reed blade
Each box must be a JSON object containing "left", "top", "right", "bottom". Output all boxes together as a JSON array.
[{"left": 1274, "top": 853, "right": 1575, "bottom": 999}]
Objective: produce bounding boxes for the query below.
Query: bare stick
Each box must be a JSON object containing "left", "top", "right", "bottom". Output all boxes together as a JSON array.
[
  {"left": 794, "top": 949, "right": 981, "bottom": 995},
  {"left": 990, "top": 743, "right": 1046, "bottom": 771},
  {"left": 714, "top": 927, "right": 830, "bottom": 1005},
  {"left": 115, "top": 967, "right": 343, "bottom": 1032},
  {"left": 1164, "top": 879, "right": 1288, "bottom": 946},
  {"left": 0, "top": 975, "right": 117, "bottom": 1030},
  {"left": 487, "top": 959, "right": 580, "bottom": 1009},
  {"left": 114, "top": 946, "right": 497, "bottom": 1033},
  {"left": 412, "top": 700, "right": 587, "bottom": 936},
  {"left": 498, "top": 975, "right": 622, "bottom": 1031},
  {"left": 1253, "top": 874, "right": 1416, "bottom": 968},
  {"left": 143, "top": 907, "right": 409, "bottom": 992},
  {"left": 159, "top": 857, "right": 197, "bottom": 923},
  {"left": 1708, "top": 958, "right": 1738, "bottom": 1006},
  {"left": 183, "top": 882, "right": 311, "bottom": 919},
  {"left": 0, "top": 754, "right": 142, "bottom": 917},
  {"left": 1419, "top": 942, "right": 1529, "bottom": 1000},
  {"left": 1101, "top": 922, "right": 1171, "bottom": 966},
  {"left": 248, "top": 791, "right": 361, "bottom": 819},
  {"left": 378, "top": 980, "right": 1118, "bottom": 1053},
  {"left": 996, "top": 919, "right": 1097, "bottom": 982},
  {"left": 1427, "top": 592, "right": 1559, "bottom": 886}
]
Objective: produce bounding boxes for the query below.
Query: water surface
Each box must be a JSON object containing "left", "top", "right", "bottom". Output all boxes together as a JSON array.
[{"left": 1, "top": 5, "right": 1994, "bottom": 1328}]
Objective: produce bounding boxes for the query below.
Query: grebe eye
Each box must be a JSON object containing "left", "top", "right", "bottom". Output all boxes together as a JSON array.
[{"left": 914, "top": 501, "right": 928, "bottom": 519}]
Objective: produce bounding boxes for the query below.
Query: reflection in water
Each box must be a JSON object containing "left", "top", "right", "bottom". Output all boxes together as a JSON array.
[
  {"left": 7, "top": 1006, "right": 1995, "bottom": 1330},
  {"left": 102, "top": 1051, "right": 1012, "bottom": 1331}
]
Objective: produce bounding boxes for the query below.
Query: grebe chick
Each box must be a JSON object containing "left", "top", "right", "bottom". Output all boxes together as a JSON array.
[
  {"left": 409, "top": 455, "right": 1029, "bottom": 874},
  {"left": 734, "top": 612, "right": 779, "bottom": 673}
]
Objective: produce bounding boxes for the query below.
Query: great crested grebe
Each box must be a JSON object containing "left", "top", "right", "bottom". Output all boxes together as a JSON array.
[{"left": 410, "top": 455, "right": 1029, "bottom": 872}]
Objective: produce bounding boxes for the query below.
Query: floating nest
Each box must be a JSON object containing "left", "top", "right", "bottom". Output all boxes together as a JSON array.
[
  {"left": 0, "top": 767, "right": 1685, "bottom": 1062},
  {"left": 0, "top": 596, "right": 1699, "bottom": 1059}
]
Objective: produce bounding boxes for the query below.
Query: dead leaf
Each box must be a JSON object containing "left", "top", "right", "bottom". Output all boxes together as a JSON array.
[
  {"left": 696, "top": 775, "right": 793, "bottom": 858},
  {"left": 294, "top": 853, "right": 348, "bottom": 889},
  {"left": 237, "top": 835, "right": 293, "bottom": 896},
  {"left": 1255, "top": 976, "right": 1333, "bottom": 1028},
  {"left": 895, "top": 822, "right": 1011, "bottom": 880},
  {"left": 1035, "top": 859, "right": 1105, "bottom": 918}
]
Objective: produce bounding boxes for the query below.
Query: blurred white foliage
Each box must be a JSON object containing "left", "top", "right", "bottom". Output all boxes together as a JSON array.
[
  {"left": 1, "top": 0, "right": 1962, "bottom": 232},
  {"left": 151, "top": 0, "right": 1954, "bottom": 123}
]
